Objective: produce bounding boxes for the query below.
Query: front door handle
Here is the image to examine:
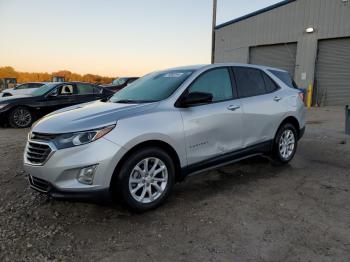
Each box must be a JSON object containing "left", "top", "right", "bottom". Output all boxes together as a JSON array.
[
  {"left": 273, "top": 96, "right": 282, "bottom": 102},
  {"left": 227, "top": 105, "right": 240, "bottom": 111}
]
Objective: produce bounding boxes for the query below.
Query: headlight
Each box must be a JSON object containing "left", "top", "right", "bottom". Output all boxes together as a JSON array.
[
  {"left": 0, "top": 104, "right": 8, "bottom": 110},
  {"left": 53, "top": 125, "right": 116, "bottom": 149}
]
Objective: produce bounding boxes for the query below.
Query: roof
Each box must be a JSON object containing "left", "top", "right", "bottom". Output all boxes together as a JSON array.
[
  {"left": 165, "top": 65, "right": 207, "bottom": 71},
  {"left": 215, "top": 0, "right": 296, "bottom": 30},
  {"left": 168, "top": 63, "right": 288, "bottom": 73}
]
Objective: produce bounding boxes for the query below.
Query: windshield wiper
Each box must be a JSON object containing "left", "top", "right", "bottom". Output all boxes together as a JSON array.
[
  {"left": 113, "top": 99, "right": 156, "bottom": 104},
  {"left": 113, "top": 99, "right": 139, "bottom": 103}
]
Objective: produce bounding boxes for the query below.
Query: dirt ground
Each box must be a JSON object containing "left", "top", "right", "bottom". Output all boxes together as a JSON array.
[{"left": 0, "top": 107, "right": 349, "bottom": 262}]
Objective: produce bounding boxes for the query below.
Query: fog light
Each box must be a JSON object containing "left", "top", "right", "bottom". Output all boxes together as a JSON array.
[{"left": 77, "top": 165, "right": 98, "bottom": 185}]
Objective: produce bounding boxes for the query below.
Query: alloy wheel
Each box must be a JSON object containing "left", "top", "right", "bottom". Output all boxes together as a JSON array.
[
  {"left": 13, "top": 109, "right": 32, "bottom": 127},
  {"left": 128, "top": 157, "right": 168, "bottom": 204},
  {"left": 279, "top": 129, "right": 295, "bottom": 159}
]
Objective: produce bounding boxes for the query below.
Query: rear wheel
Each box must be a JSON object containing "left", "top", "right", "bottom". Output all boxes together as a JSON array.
[
  {"left": 272, "top": 123, "right": 298, "bottom": 164},
  {"left": 9, "top": 107, "right": 33, "bottom": 128},
  {"left": 115, "top": 147, "right": 175, "bottom": 212}
]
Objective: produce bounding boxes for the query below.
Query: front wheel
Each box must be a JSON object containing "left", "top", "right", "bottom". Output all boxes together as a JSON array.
[
  {"left": 115, "top": 147, "right": 175, "bottom": 212},
  {"left": 8, "top": 107, "right": 34, "bottom": 128},
  {"left": 272, "top": 123, "right": 298, "bottom": 164}
]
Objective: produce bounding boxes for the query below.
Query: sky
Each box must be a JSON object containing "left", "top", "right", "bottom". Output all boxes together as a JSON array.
[{"left": 0, "top": 0, "right": 280, "bottom": 77}]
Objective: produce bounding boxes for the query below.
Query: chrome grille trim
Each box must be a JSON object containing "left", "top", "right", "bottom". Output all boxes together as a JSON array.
[
  {"left": 24, "top": 140, "right": 56, "bottom": 166},
  {"left": 30, "top": 132, "right": 58, "bottom": 141}
]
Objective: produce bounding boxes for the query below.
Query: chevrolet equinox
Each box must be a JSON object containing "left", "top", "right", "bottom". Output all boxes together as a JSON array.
[{"left": 24, "top": 64, "right": 306, "bottom": 211}]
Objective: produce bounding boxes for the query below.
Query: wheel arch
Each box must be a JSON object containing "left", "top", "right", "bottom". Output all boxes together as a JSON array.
[
  {"left": 275, "top": 116, "right": 301, "bottom": 139},
  {"left": 110, "top": 140, "right": 183, "bottom": 191}
]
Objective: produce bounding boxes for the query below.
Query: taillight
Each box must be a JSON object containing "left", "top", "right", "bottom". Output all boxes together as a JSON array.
[{"left": 298, "top": 92, "right": 305, "bottom": 102}]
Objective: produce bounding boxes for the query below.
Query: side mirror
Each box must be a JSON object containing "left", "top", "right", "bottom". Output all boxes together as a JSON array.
[
  {"left": 47, "top": 90, "right": 58, "bottom": 98},
  {"left": 178, "top": 91, "right": 213, "bottom": 107}
]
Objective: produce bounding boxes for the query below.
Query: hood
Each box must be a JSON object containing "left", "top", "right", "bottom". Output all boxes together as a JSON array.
[
  {"left": 1, "top": 88, "right": 12, "bottom": 93},
  {"left": 32, "top": 100, "right": 158, "bottom": 134}
]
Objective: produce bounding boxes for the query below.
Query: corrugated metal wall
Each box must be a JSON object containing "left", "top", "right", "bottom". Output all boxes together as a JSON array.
[
  {"left": 249, "top": 43, "right": 297, "bottom": 77},
  {"left": 215, "top": 0, "right": 350, "bottom": 90},
  {"left": 315, "top": 37, "right": 350, "bottom": 106}
]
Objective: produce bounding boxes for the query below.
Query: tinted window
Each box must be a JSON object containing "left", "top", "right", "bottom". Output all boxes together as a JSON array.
[
  {"left": 112, "top": 78, "right": 127, "bottom": 85},
  {"left": 31, "top": 83, "right": 58, "bottom": 96},
  {"left": 110, "top": 69, "right": 193, "bottom": 103},
  {"left": 76, "top": 83, "right": 99, "bottom": 95},
  {"left": 262, "top": 73, "right": 279, "bottom": 93},
  {"left": 127, "top": 78, "right": 137, "bottom": 84},
  {"left": 233, "top": 67, "right": 266, "bottom": 98},
  {"left": 15, "top": 84, "right": 29, "bottom": 90},
  {"left": 58, "top": 84, "right": 74, "bottom": 95},
  {"left": 188, "top": 68, "right": 233, "bottom": 102},
  {"left": 269, "top": 70, "right": 298, "bottom": 89},
  {"left": 29, "top": 83, "right": 44, "bottom": 88}
]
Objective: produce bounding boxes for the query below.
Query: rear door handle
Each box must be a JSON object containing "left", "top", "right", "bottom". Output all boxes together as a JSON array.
[
  {"left": 273, "top": 96, "right": 282, "bottom": 102},
  {"left": 227, "top": 105, "right": 240, "bottom": 111}
]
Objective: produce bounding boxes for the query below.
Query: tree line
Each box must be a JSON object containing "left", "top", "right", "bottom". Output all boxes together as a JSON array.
[{"left": 0, "top": 66, "right": 115, "bottom": 84}]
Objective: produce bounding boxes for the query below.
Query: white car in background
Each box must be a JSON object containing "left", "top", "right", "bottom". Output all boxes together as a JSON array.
[{"left": 0, "top": 82, "right": 47, "bottom": 97}]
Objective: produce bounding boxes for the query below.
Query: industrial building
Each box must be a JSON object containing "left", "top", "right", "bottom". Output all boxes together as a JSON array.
[{"left": 214, "top": 0, "right": 350, "bottom": 106}]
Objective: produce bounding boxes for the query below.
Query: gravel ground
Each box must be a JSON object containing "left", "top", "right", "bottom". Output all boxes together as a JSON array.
[{"left": 0, "top": 106, "right": 349, "bottom": 262}]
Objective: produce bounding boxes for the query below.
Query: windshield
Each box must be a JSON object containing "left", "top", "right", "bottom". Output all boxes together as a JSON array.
[
  {"left": 112, "top": 78, "right": 127, "bottom": 85},
  {"left": 31, "top": 83, "right": 57, "bottom": 96},
  {"left": 110, "top": 69, "right": 194, "bottom": 103}
]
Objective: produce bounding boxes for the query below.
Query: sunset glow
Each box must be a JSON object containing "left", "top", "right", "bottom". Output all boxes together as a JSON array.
[{"left": 0, "top": 0, "right": 280, "bottom": 77}]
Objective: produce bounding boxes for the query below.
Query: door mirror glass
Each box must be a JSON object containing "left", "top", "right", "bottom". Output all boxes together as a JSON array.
[
  {"left": 180, "top": 91, "right": 213, "bottom": 107},
  {"left": 47, "top": 89, "right": 58, "bottom": 98}
]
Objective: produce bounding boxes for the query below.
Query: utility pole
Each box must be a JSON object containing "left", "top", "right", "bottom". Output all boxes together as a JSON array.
[{"left": 211, "top": 0, "right": 217, "bottom": 64}]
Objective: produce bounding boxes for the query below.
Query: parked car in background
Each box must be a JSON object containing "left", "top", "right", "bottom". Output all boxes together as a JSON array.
[
  {"left": 101, "top": 77, "right": 139, "bottom": 92},
  {"left": 0, "top": 82, "right": 114, "bottom": 128},
  {"left": 24, "top": 64, "right": 306, "bottom": 211},
  {"left": 0, "top": 82, "right": 47, "bottom": 97}
]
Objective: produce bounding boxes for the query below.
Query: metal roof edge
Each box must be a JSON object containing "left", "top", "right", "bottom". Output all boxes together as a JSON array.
[{"left": 215, "top": 0, "right": 297, "bottom": 30}]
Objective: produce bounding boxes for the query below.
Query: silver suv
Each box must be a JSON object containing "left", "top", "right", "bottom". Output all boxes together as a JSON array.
[{"left": 24, "top": 64, "right": 306, "bottom": 211}]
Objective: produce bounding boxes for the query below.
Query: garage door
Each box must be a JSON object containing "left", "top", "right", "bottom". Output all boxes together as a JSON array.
[
  {"left": 315, "top": 38, "right": 350, "bottom": 106},
  {"left": 249, "top": 43, "right": 297, "bottom": 77}
]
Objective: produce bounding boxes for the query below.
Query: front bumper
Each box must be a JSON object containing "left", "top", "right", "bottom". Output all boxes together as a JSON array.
[
  {"left": 24, "top": 137, "right": 127, "bottom": 200},
  {"left": 28, "top": 175, "right": 110, "bottom": 201}
]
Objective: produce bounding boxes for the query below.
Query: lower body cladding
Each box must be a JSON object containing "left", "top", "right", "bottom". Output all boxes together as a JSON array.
[{"left": 23, "top": 137, "right": 127, "bottom": 201}]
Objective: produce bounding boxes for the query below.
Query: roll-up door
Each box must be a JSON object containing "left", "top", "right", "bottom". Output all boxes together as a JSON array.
[
  {"left": 315, "top": 38, "right": 350, "bottom": 106},
  {"left": 249, "top": 43, "right": 297, "bottom": 77}
]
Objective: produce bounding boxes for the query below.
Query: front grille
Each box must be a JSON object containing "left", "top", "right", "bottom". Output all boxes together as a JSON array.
[
  {"left": 31, "top": 132, "right": 58, "bottom": 141},
  {"left": 29, "top": 176, "right": 50, "bottom": 193},
  {"left": 26, "top": 142, "right": 52, "bottom": 165}
]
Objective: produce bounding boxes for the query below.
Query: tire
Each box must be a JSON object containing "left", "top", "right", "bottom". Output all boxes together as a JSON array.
[
  {"left": 8, "top": 107, "right": 34, "bottom": 128},
  {"left": 115, "top": 147, "right": 175, "bottom": 212},
  {"left": 272, "top": 123, "right": 298, "bottom": 164}
]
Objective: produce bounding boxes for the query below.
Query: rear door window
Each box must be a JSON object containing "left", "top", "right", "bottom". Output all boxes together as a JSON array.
[
  {"left": 233, "top": 67, "right": 266, "bottom": 98},
  {"left": 262, "top": 73, "right": 279, "bottom": 93},
  {"left": 76, "top": 83, "right": 100, "bottom": 95},
  {"left": 58, "top": 84, "right": 74, "bottom": 96}
]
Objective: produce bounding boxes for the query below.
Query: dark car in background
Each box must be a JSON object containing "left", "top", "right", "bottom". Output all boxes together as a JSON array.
[
  {"left": 0, "top": 82, "right": 114, "bottom": 128},
  {"left": 101, "top": 77, "right": 139, "bottom": 92}
]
